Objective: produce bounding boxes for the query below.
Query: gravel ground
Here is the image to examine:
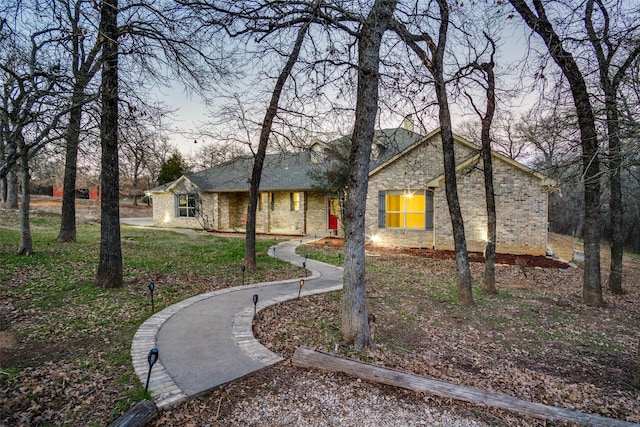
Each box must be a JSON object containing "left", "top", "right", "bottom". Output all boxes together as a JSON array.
[{"left": 154, "top": 365, "right": 516, "bottom": 426}]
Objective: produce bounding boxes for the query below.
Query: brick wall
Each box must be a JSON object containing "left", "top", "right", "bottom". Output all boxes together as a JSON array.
[
  {"left": 366, "top": 134, "right": 476, "bottom": 248},
  {"left": 367, "top": 134, "right": 549, "bottom": 255},
  {"left": 433, "top": 159, "right": 548, "bottom": 255}
]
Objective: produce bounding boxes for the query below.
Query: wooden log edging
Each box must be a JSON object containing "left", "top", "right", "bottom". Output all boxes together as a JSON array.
[
  {"left": 107, "top": 399, "right": 158, "bottom": 427},
  {"left": 292, "top": 347, "right": 638, "bottom": 427}
]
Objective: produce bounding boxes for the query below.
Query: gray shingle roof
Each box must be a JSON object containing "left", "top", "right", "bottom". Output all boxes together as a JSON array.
[
  {"left": 154, "top": 128, "right": 424, "bottom": 193},
  {"left": 186, "top": 151, "right": 319, "bottom": 192}
]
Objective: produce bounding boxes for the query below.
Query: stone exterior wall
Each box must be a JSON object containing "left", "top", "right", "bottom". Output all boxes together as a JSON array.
[
  {"left": 366, "top": 134, "right": 549, "bottom": 255},
  {"left": 151, "top": 178, "right": 217, "bottom": 229},
  {"left": 306, "top": 192, "right": 340, "bottom": 237},
  {"left": 153, "top": 189, "right": 333, "bottom": 236},
  {"left": 433, "top": 159, "right": 548, "bottom": 255}
]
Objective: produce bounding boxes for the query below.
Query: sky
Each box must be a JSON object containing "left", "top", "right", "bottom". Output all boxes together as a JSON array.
[{"left": 158, "top": 10, "right": 538, "bottom": 157}]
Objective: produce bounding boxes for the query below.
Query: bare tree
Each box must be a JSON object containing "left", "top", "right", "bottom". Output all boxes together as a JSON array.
[
  {"left": 57, "top": 0, "right": 103, "bottom": 243},
  {"left": 391, "top": 0, "right": 473, "bottom": 305},
  {"left": 509, "top": 0, "right": 603, "bottom": 306},
  {"left": 188, "top": 140, "right": 245, "bottom": 170},
  {"left": 460, "top": 33, "right": 498, "bottom": 294},
  {"left": 244, "top": 12, "right": 315, "bottom": 272},
  {"left": 0, "top": 11, "right": 68, "bottom": 254},
  {"left": 119, "top": 100, "right": 170, "bottom": 205},
  {"left": 585, "top": 0, "right": 640, "bottom": 294},
  {"left": 0, "top": 76, "right": 18, "bottom": 209},
  {"left": 94, "top": 0, "right": 123, "bottom": 288},
  {"left": 341, "top": 0, "right": 397, "bottom": 349}
]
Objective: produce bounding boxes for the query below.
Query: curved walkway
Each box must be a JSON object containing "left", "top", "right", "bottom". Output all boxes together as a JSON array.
[{"left": 130, "top": 238, "right": 343, "bottom": 409}]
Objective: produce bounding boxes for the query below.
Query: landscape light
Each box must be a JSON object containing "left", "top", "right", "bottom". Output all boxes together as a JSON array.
[
  {"left": 298, "top": 279, "right": 304, "bottom": 299},
  {"left": 253, "top": 294, "right": 259, "bottom": 317},
  {"left": 241, "top": 265, "right": 246, "bottom": 285},
  {"left": 148, "top": 282, "right": 155, "bottom": 312},
  {"left": 145, "top": 348, "right": 159, "bottom": 393}
]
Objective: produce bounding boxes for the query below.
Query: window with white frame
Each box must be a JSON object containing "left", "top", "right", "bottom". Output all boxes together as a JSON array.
[{"left": 176, "top": 193, "right": 198, "bottom": 217}]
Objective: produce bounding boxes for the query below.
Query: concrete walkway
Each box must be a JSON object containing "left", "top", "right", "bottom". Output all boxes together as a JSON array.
[{"left": 130, "top": 238, "right": 343, "bottom": 409}]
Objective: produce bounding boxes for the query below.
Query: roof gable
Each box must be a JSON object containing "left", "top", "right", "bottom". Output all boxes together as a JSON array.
[{"left": 370, "top": 128, "right": 554, "bottom": 187}]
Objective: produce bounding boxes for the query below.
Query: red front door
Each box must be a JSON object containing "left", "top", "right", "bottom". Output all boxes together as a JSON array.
[{"left": 328, "top": 198, "right": 339, "bottom": 230}]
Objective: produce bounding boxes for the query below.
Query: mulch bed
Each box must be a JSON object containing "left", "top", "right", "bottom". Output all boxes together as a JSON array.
[{"left": 309, "top": 237, "right": 570, "bottom": 269}]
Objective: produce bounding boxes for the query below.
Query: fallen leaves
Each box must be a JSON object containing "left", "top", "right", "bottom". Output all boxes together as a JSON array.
[{"left": 252, "top": 245, "right": 640, "bottom": 425}]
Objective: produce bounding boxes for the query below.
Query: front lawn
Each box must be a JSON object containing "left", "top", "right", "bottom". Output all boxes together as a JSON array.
[{"left": 0, "top": 208, "right": 299, "bottom": 426}]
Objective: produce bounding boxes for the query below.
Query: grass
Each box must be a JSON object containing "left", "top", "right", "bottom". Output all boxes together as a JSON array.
[{"left": 0, "top": 209, "right": 301, "bottom": 426}]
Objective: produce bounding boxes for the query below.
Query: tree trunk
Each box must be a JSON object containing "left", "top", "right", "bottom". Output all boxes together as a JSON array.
[
  {"left": 584, "top": 0, "right": 640, "bottom": 295},
  {"left": 17, "top": 151, "right": 33, "bottom": 255},
  {"left": 433, "top": 0, "right": 473, "bottom": 305},
  {"left": 438, "top": 90, "right": 473, "bottom": 305},
  {"left": 634, "top": 340, "right": 640, "bottom": 388},
  {"left": 509, "top": 0, "right": 602, "bottom": 307},
  {"left": 584, "top": 1, "right": 640, "bottom": 297},
  {"left": 481, "top": 120, "right": 497, "bottom": 294},
  {"left": 94, "top": 0, "right": 123, "bottom": 289},
  {"left": 480, "top": 44, "right": 498, "bottom": 295},
  {"left": 107, "top": 399, "right": 158, "bottom": 427},
  {"left": 390, "top": 0, "right": 472, "bottom": 305},
  {"left": 342, "top": 0, "right": 397, "bottom": 350},
  {"left": 3, "top": 169, "right": 18, "bottom": 209},
  {"left": 244, "top": 17, "right": 311, "bottom": 271},
  {"left": 58, "top": 94, "right": 83, "bottom": 243},
  {"left": 607, "top": 99, "right": 623, "bottom": 294},
  {"left": 0, "top": 175, "right": 6, "bottom": 204}
]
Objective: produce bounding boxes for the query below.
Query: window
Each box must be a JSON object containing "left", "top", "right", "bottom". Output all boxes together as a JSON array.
[
  {"left": 290, "top": 192, "right": 302, "bottom": 211},
  {"left": 378, "top": 189, "right": 433, "bottom": 229},
  {"left": 269, "top": 192, "right": 274, "bottom": 211},
  {"left": 259, "top": 193, "right": 266, "bottom": 211},
  {"left": 176, "top": 193, "right": 197, "bottom": 217}
]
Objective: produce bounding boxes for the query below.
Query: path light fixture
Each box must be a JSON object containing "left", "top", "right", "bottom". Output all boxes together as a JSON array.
[
  {"left": 298, "top": 279, "right": 304, "bottom": 299},
  {"left": 241, "top": 265, "right": 246, "bottom": 286},
  {"left": 272, "top": 247, "right": 276, "bottom": 257},
  {"left": 145, "top": 347, "right": 159, "bottom": 393},
  {"left": 253, "top": 294, "right": 259, "bottom": 317},
  {"left": 148, "top": 281, "right": 155, "bottom": 312}
]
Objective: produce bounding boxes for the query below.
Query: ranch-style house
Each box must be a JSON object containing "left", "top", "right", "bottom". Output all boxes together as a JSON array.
[{"left": 150, "top": 126, "right": 555, "bottom": 255}]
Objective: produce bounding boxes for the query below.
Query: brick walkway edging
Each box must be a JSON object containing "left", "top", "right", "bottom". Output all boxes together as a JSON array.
[{"left": 130, "top": 244, "right": 342, "bottom": 410}]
